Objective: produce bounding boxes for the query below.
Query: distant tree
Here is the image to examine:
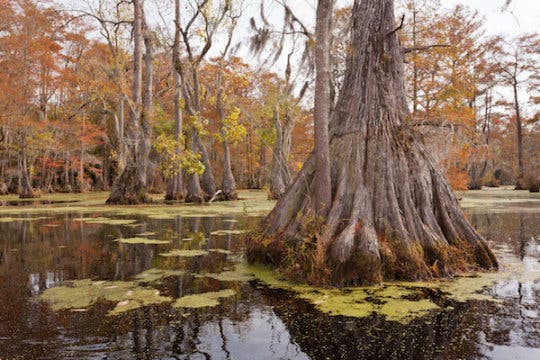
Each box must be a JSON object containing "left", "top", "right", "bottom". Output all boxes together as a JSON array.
[{"left": 491, "top": 34, "right": 540, "bottom": 189}]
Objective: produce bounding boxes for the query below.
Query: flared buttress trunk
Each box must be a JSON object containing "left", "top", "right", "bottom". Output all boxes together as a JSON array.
[{"left": 248, "top": 0, "right": 497, "bottom": 285}]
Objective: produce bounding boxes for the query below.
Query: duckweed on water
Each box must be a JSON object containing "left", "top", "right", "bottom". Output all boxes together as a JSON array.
[
  {"left": 75, "top": 217, "right": 137, "bottom": 225},
  {"left": 0, "top": 216, "right": 49, "bottom": 222},
  {"left": 115, "top": 237, "right": 171, "bottom": 245},
  {"left": 210, "top": 229, "right": 247, "bottom": 236},
  {"left": 136, "top": 232, "right": 156, "bottom": 236},
  {"left": 40, "top": 279, "right": 171, "bottom": 316},
  {"left": 196, "top": 268, "right": 255, "bottom": 282},
  {"left": 0, "top": 190, "right": 275, "bottom": 217},
  {"left": 134, "top": 268, "right": 185, "bottom": 283},
  {"left": 242, "top": 249, "right": 540, "bottom": 324},
  {"left": 173, "top": 289, "right": 236, "bottom": 309},
  {"left": 160, "top": 249, "right": 209, "bottom": 257},
  {"left": 208, "top": 248, "right": 232, "bottom": 254}
]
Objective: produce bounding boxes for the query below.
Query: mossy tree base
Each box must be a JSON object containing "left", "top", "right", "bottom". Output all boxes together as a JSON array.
[
  {"left": 106, "top": 164, "right": 151, "bottom": 205},
  {"left": 247, "top": 0, "right": 497, "bottom": 286}
]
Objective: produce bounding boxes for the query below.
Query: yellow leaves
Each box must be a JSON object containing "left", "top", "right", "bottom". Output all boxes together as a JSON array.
[
  {"left": 189, "top": 113, "right": 209, "bottom": 137},
  {"left": 27, "top": 131, "right": 55, "bottom": 151},
  {"left": 181, "top": 151, "right": 206, "bottom": 176},
  {"left": 153, "top": 134, "right": 205, "bottom": 179},
  {"left": 216, "top": 107, "right": 246, "bottom": 144}
]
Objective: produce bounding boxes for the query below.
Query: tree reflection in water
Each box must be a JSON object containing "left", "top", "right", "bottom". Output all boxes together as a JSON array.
[{"left": 0, "top": 211, "right": 538, "bottom": 359}]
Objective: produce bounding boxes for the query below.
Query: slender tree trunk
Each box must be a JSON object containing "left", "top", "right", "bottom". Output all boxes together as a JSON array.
[
  {"left": 63, "top": 151, "right": 71, "bottom": 192},
  {"left": 18, "top": 140, "right": 36, "bottom": 199},
  {"left": 115, "top": 96, "right": 127, "bottom": 175},
  {"left": 269, "top": 107, "right": 293, "bottom": 199},
  {"left": 194, "top": 134, "right": 216, "bottom": 198},
  {"left": 412, "top": 6, "right": 419, "bottom": 115},
  {"left": 216, "top": 67, "right": 238, "bottom": 200},
  {"left": 187, "top": 66, "right": 216, "bottom": 201},
  {"left": 314, "top": 0, "right": 333, "bottom": 215},
  {"left": 513, "top": 81, "right": 525, "bottom": 189},
  {"left": 166, "top": 0, "right": 185, "bottom": 201},
  {"left": 165, "top": 70, "right": 185, "bottom": 201},
  {"left": 107, "top": 0, "right": 151, "bottom": 205},
  {"left": 185, "top": 130, "right": 204, "bottom": 203},
  {"left": 248, "top": 0, "right": 497, "bottom": 286}
]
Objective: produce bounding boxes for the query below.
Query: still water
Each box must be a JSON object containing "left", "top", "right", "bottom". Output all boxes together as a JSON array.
[{"left": 0, "top": 195, "right": 538, "bottom": 359}]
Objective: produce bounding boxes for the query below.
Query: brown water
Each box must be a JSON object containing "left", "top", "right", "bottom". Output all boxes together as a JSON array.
[{"left": 0, "top": 201, "right": 538, "bottom": 359}]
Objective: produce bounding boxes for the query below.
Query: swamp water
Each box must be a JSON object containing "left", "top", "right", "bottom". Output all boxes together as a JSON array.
[{"left": 0, "top": 190, "right": 538, "bottom": 360}]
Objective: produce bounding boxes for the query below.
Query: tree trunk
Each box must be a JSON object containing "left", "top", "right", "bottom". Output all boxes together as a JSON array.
[
  {"left": 165, "top": 75, "right": 185, "bottom": 200},
  {"left": 247, "top": 0, "right": 497, "bottom": 286},
  {"left": 194, "top": 134, "right": 216, "bottom": 198},
  {"left": 185, "top": 130, "right": 205, "bottom": 203},
  {"left": 107, "top": 0, "right": 151, "bottom": 205},
  {"left": 166, "top": 0, "right": 185, "bottom": 201},
  {"left": 62, "top": 151, "right": 72, "bottom": 193},
  {"left": 185, "top": 64, "right": 216, "bottom": 202},
  {"left": 513, "top": 81, "right": 525, "bottom": 190},
  {"left": 269, "top": 107, "right": 293, "bottom": 199},
  {"left": 314, "top": 0, "right": 333, "bottom": 215},
  {"left": 217, "top": 67, "right": 238, "bottom": 201},
  {"left": 18, "top": 142, "right": 36, "bottom": 199},
  {"left": 115, "top": 96, "right": 127, "bottom": 175}
]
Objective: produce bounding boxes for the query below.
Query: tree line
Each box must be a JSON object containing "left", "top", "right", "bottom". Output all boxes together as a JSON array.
[{"left": 0, "top": 0, "right": 538, "bottom": 203}]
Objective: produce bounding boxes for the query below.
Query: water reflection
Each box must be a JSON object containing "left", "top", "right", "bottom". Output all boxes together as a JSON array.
[{"left": 0, "top": 208, "right": 538, "bottom": 359}]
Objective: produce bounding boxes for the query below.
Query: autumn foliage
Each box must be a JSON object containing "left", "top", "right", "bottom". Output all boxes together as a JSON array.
[{"left": 0, "top": 0, "right": 538, "bottom": 197}]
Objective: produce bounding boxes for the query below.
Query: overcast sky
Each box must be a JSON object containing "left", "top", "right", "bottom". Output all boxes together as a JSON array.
[
  {"left": 442, "top": 0, "right": 540, "bottom": 36},
  {"left": 257, "top": 0, "right": 539, "bottom": 37}
]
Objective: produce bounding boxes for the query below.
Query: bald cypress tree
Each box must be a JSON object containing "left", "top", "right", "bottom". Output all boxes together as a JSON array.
[{"left": 248, "top": 0, "right": 497, "bottom": 285}]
